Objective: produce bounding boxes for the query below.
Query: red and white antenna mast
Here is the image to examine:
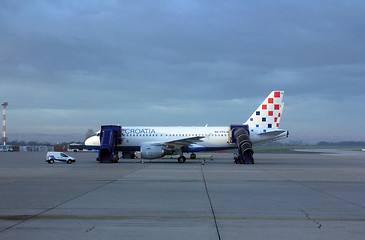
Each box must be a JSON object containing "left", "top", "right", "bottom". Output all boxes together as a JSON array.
[{"left": 2, "top": 102, "right": 8, "bottom": 146}]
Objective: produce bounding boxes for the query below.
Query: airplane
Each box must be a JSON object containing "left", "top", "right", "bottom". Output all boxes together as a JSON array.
[{"left": 84, "top": 91, "right": 288, "bottom": 164}]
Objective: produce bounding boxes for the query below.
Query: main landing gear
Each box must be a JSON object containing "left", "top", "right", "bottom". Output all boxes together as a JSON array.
[
  {"left": 178, "top": 156, "right": 186, "bottom": 163},
  {"left": 177, "top": 153, "right": 198, "bottom": 163}
]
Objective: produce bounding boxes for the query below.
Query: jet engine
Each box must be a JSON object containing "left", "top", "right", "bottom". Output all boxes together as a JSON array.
[{"left": 140, "top": 145, "right": 165, "bottom": 159}]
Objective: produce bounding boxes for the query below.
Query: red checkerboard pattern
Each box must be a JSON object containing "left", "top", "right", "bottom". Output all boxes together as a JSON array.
[{"left": 246, "top": 91, "right": 284, "bottom": 130}]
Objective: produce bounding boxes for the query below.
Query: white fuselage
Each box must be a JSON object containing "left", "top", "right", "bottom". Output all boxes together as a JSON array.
[
  {"left": 124, "top": 126, "right": 233, "bottom": 151},
  {"left": 85, "top": 126, "right": 286, "bottom": 152}
]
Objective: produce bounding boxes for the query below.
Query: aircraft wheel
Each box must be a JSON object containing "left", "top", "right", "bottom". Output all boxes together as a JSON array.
[
  {"left": 112, "top": 155, "right": 119, "bottom": 163},
  {"left": 178, "top": 156, "right": 186, "bottom": 163}
]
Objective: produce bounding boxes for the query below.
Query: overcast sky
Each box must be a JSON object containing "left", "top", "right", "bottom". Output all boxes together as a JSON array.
[{"left": 1, "top": 0, "right": 365, "bottom": 143}]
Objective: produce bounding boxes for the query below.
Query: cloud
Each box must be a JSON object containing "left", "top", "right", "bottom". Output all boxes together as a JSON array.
[{"left": 0, "top": 0, "right": 365, "bottom": 141}]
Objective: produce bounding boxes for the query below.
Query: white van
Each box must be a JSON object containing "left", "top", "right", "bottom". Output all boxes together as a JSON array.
[
  {"left": 0, "top": 145, "right": 13, "bottom": 152},
  {"left": 46, "top": 152, "right": 76, "bottom": 164}
]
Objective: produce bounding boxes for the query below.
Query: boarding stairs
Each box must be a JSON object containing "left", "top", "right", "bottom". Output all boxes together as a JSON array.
[
  {"left": 229, "top": 125, "right": 254, "bottom": 164},
  {"left": 98, "top": 125, "right": 122, "bottom": 163}
]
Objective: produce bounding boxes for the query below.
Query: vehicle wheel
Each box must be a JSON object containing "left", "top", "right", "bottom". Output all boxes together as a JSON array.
[
  {"left": 49, "top": 159, "right": 54, "bottom": 164},
  {"left": 67, "top": 159, "right": 72, "bottom": 164},
  {"left": 178, "top": 156, "right": 186, "bottom": 163},
  {"left": 190, "top": 153, "right": 196, "bottom": 159}
]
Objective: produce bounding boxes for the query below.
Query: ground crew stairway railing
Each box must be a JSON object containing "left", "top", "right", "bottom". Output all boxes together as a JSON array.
[
  {"left": 229, "top": 125, "right": 254, "bottom": 164},
  {"left": 98, "top": 125, "right": 122, "bottom": 163}
]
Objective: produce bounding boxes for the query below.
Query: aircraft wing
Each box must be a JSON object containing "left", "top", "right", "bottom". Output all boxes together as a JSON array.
[{"left": 163, "top": 136, "right": 205, "bottom": 149}]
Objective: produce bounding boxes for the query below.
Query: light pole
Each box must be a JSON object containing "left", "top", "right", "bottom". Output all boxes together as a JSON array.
[{"left": 2, "top": 102, "right": 8, "bottom": 146}]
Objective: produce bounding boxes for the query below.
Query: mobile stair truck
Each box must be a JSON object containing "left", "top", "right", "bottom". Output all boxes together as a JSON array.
[{"left": 97, "top": 125, "right": 122, "bottom": 163}]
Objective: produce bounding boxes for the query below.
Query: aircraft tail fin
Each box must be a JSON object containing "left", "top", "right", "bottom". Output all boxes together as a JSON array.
[{"left": 244, "top": 91, "right": 285, "bottom": 132}]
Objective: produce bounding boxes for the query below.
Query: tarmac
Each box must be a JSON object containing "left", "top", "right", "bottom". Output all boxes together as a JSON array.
[{"left": 0, "top": 150, "right": 364, "bottom": 239}]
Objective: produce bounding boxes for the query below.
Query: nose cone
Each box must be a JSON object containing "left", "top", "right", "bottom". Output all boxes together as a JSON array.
[{"left": 85, "top": 136, "right": 100, "bottom": 146}]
